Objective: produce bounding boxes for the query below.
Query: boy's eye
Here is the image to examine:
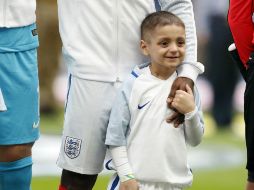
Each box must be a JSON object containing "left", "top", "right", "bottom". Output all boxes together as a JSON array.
[
  {"left": 159, "top": 41, "right": 169, "bottom": 47},
  {"left": 177, "top": 39, "right": 185, "bottom": 46}
]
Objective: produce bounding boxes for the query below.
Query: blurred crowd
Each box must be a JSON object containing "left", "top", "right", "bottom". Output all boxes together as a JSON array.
[
  {"left": 36, "top": 0, "right": 61, "bottom": 114},
  {"left": 193, "top": 0, "right": 240, "bottom": 129}
]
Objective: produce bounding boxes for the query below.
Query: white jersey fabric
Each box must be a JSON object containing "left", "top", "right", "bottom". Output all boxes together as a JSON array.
[
  {"left": 58, "top": 0, "right": 204, "bottom": 82},
  {"left": 0, "top": 0, "right": 36, "bottom": 27},
  {"left": 105, "top": 64, "right": 204, "bottom": 188}
]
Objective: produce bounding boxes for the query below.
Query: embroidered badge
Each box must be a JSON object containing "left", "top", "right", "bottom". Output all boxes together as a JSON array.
[{"left": 64, "top": 136, "right": 82, "bottom": 159}]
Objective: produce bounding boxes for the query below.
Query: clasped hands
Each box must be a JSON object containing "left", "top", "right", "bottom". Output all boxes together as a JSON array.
[{"left": 166, "top": 77, "right": 195, "bottom": 128}]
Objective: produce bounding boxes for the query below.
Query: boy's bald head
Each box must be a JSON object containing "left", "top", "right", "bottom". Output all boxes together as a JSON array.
[{"left": 141, "top": 11, "right": 185, "bottom": 42}]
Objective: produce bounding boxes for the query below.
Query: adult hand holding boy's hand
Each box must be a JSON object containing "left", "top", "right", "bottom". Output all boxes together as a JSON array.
[{"left": 166, "top": 77, "right": 194, "bottom": 127}]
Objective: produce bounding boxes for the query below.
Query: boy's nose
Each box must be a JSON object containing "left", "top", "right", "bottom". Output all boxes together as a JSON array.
[{"left": 168, "top": 43, "right": 178, "bottom": 52}]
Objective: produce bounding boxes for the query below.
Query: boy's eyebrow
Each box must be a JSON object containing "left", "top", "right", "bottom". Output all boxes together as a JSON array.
[
  {"left": 157, "top": 36, "right": 186, "bottom": 40},
  {"left": 177, "top": 37, "right": 186, "bottom": 40}
]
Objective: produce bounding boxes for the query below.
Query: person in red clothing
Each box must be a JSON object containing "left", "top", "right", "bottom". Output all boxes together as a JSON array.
[{"left": 228, "top": 0, "right": 254, "bottom": 189}]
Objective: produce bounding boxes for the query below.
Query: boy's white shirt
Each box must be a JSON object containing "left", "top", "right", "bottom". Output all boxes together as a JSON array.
[
  {"left": 0, "top": 0, "right": 36, "bottom": 27},
  {"left": 106, "top": 65, "right": 204, "bottom": 188}
]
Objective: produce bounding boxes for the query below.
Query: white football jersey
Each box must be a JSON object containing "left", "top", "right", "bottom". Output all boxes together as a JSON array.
[{"left": 105, "top": 63, "right": 204, "bottom": 188}]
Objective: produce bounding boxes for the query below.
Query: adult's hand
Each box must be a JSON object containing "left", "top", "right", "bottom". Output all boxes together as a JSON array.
[{"left": 166, "top": 77, "right": 194, "bottom": 127}]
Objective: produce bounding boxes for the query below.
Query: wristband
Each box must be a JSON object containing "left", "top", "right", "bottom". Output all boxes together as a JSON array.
[{"left": 120, "top": 174, "right": 135, "bottom": 182}]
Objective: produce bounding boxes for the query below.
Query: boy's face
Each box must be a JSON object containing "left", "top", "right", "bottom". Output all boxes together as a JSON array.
[{"left": 141, "top": 24, "right": 186, "bottom": 73}]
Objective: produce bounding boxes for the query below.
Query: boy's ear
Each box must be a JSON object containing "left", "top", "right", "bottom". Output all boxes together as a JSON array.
[{"left": 140, "top": 40, "right": 149, "bottom": 56}]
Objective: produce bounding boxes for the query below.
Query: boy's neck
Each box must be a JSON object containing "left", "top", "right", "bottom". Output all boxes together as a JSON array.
[{"left": 149, "top": 64, "right": 176, "bottom": 80}]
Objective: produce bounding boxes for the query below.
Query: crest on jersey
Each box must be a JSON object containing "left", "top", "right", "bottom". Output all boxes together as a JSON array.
[{"left": 64, "top": 136, "right": 82, "bottom": 159}]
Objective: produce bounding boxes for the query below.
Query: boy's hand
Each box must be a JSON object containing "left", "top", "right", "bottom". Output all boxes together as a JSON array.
[
  {"left": 167, "top": 77, "right": 194, "bottom": 127},
  {"left": 171, "top": 84, "right": 195, "bottom": 114},
  {"left": 119, "top": 179, "right": 139, "bottom": 190}
]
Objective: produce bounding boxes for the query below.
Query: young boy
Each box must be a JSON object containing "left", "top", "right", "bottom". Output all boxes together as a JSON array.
[{"left": 105, "top": 11, "right": 204, "bottom": 190}]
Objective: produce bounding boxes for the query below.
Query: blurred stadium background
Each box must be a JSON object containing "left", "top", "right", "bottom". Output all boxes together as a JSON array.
[{"left": 32, "top": 0, "right": 247, "bottom": 189}]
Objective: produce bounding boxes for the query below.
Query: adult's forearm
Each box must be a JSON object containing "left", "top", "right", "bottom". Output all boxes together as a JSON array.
[{"left": 162, "top": 0, "right": 204, "bottom": 81}]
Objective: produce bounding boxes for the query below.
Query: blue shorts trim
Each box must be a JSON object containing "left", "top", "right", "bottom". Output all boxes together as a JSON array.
[{"left": 110, "top": 175, "right": 120, "bottom": 190}]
